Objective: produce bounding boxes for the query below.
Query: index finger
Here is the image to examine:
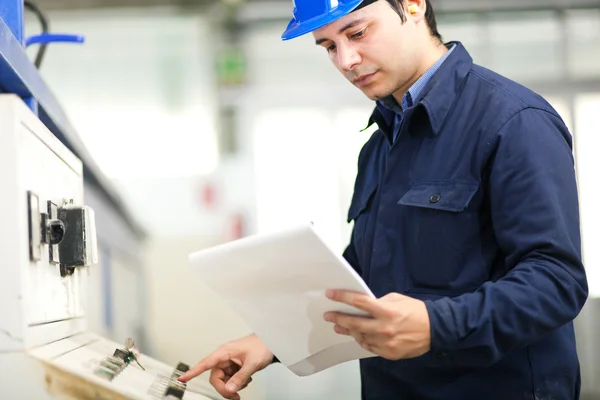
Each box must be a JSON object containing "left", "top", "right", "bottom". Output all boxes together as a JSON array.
[
  {"left": 325, "top": 289, "right": 383, "bottom": 316},
  {"left": 178, "top": 352, "right": 228, "bottom": 383}
]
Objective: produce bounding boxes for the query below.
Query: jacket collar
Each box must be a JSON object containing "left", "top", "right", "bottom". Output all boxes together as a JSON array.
[{"left": 364, "top": 41, "right": 473, "bottom": 137}]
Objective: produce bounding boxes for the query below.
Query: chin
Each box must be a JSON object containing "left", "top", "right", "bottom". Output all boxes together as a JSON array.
[
  {"left": 358, "top": 82, "right": 393, "bottom": 101},
  {"left": 362, "top": 88, "right": 389, "bottom": 101}
]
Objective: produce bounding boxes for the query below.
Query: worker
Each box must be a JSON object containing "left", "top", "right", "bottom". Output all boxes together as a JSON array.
[{"left": 178, "top": 0, "right": 589, "bottom": 399}]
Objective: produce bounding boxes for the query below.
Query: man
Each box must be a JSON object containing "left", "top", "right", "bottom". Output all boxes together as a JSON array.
[{"left": 178, "top": 0, "right": 589, "bottom": 399}]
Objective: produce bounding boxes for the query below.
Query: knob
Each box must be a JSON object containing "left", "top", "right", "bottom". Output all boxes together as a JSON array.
[{"left": 46, "top": 219, "right": 65, "bottom": 245}]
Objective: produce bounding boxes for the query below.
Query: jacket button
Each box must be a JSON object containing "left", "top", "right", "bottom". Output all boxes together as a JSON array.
[{"left": 429, "top": 194, "right": 441, "bottom": 203}]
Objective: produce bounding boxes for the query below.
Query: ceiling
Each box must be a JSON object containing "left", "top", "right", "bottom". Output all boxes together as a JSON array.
[{"left": 37, "top": 0, "right": 600, "bottom": 13}]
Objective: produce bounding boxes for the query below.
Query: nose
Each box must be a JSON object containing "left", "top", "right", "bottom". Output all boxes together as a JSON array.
[{"left": 337, "top": 43, "right": 361, "bottom": 71}]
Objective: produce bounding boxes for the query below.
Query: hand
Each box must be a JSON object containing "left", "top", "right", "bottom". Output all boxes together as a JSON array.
[
  {"left": 177, "top": 334, "right": 274, "bottom": 400},
  {"left": 324, "top": 290, "right": 431, "bottom": 360}
]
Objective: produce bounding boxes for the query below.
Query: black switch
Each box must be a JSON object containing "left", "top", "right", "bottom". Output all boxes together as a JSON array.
[
  {"left": 47, "top": 219, "right": 66, "bottom": 245},
  {"left": 113, "top": 348, "right": 130, "bottom": 361},
  {"left": 176, "top": 363, "right": 190, "bottom": 373},
  {"left": 165, "top": 386, "right": 185, "bottom": 399}
]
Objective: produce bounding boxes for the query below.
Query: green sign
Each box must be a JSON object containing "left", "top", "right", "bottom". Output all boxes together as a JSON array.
[{"left": 215, "top": 47, "right": 247, "bottom": 86}]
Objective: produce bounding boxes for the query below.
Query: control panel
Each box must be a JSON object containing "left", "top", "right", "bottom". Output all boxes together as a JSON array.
[
  {"left": 0, "top": 94, "right": 222, "bottom": 399},
  {"left": 149, "top": 362, "right": 191, "bottom": 399},
  {"left": 29, "top": 332, "right": 218, "bottom": 400}
]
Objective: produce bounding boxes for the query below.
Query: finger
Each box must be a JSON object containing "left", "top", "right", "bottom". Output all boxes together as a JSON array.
[
  {"left": 326, "top": 313, "right": 381, "bottom": 333},
  {"left": 209, "top": 368, "right": 230, "bottom": 397},
  {"left": 239, "top": 377, "right": 253, "bottom": 391},
  {"left": 333, "top": 325, "right": 367, "bottom": 351},
  {"left": 223, "top": 363, "right": 240, "bottom": 377},
  {"left": 359, "top": 339, "right": 375, "bottom": 353},
  {"left": 326, "top": 290, "right": 383, "bottom": 316},
  {"left": 347, "top": 331, "right": 378, "bottom": 354},
  {"left": 211, "top": 367, "right": 226, "bottom": 382},
  {"left": 209, "top": 369, "right": 243, "bottom": 400},
  {"left": 334, "top": 325, "right": 351, "bottom": 335},
  {"left": 179, "top": 352, "right": 228, "bottom": 382},
  {"left": 224, "top": 360, "right": 260, "bottom": 394},
  {"left": 349, "top": 330, "right": 366, "bottom": 348}
]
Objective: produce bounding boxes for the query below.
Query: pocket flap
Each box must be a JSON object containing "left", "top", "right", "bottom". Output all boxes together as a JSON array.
[
  {"left": 398, "top": 181, "right": 479, "bottom": 212},
  {"left": 347, "top": 183, "right": 377, "bottom": 222}
]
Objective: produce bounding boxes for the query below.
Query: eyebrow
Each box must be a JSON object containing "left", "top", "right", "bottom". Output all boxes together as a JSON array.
[{"left": 315, "top": 18, "right": 367, "bottom": 45}]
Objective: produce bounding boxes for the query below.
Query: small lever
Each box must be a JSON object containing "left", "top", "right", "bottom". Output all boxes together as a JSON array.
[
  {"left": 125, "top": 338, "right": 145, "bottom": 370},
  {"left": 40, "top": 212, "right": 65, "bottom": 246},
  {"left": 46, "top": 219, "right": 65, "bottom": 245}
]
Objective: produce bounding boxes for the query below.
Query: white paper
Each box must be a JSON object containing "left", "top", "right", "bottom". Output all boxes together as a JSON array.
[{"left": 188, "top": 224, "right": 378, "bottom": 376}]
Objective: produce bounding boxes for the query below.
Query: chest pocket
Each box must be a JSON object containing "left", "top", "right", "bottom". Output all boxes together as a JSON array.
[
  {"left": 399, "top": 181, "right": 478, "bottom": 211},
  {"left": 398, "top": 181, "right": 484, "bottom": 294},
  {"left": 347, "top": 182, "right": 378, "bottom": 265}
]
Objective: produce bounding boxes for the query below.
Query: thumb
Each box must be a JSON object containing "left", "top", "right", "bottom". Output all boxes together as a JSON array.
[{"left": 224, "top": 362, "right": 258, "bottom": 394}]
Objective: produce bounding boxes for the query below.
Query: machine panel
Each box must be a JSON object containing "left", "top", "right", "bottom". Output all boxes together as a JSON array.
[
  {"left": 29, "top": 332, "right": 219, "bottom": 400},
  {"left": 0, "top": 95, "right": 222, "bottom": 399},
  {"left": 19, "top": 121, "right": 87, "bottom": 326}
]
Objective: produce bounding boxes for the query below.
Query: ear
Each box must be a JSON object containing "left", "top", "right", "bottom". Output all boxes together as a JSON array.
[{"left": 406, "top": 0, "right": 426, "bottom": 22}]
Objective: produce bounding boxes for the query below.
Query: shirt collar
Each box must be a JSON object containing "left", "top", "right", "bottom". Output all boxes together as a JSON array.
[{"left": 365, "top": 41, "right": 473, "bottom": 136}]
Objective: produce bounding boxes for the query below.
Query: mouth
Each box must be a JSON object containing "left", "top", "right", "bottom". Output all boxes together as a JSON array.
[{"left": 353, "top": 72, "right": 378, "bottom": 87}]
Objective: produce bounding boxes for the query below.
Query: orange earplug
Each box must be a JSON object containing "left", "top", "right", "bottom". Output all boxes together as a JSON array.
[{"left": 408, "top": 4, "right": 419, "bottom": 13}]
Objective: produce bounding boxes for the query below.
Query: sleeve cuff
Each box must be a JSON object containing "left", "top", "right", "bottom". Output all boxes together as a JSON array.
[{"left": 424, "top": 298, "right": 457, "bottom": 353}]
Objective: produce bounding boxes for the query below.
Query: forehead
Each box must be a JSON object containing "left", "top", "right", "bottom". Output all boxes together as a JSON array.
[{"left": 312, "top": 1, "right": 385, "bottom": 39}]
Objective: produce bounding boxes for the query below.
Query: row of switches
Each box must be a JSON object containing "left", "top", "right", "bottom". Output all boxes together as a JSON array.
[{"left": 164, "top": 363, "right": 190, "bottom": 399}]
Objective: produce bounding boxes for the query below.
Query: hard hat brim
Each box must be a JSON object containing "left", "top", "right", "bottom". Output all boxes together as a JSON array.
[{"left": 281, "top": 0, "right": 365, "bottom": 41}]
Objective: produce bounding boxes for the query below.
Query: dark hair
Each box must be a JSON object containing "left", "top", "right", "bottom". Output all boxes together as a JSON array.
[{"left": 386, "top": 0, "right": 443, "bottom": 42}]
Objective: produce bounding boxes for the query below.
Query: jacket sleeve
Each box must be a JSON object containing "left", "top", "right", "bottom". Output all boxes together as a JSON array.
[{"left": 424, "top": 107, "right": 588, "bottom": 366}]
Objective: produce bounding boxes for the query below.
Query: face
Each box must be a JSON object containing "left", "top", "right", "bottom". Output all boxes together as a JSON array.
[{"left": 312, "top": 0, "right": 428, "bottom": 101}]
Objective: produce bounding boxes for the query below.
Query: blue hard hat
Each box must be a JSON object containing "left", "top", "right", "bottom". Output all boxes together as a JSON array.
[{"left": 281, "top": 0, "right": 365, "bottom": 41}]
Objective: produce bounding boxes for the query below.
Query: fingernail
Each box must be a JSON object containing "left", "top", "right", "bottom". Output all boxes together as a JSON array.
[
  {"left": 326, "top": 290, "right": 334, "bottom": 298},
  {"left": 226, "top": 382, "right": 238, "bottom": 392}
]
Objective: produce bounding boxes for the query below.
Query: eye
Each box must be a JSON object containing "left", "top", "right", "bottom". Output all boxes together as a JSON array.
[
  {"left": 350, "top": 28, "right": 367, "bottom": 39},
  {"left": 327, "top": 44, "right": 337, "bottom": 52}
]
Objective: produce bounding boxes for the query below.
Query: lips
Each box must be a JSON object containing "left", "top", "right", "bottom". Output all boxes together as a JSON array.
[{"left": 353, "top": 72, "right": 377, "bottom": 87}]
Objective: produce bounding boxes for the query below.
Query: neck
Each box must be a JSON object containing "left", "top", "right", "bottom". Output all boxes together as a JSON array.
[{"left": 392, "top": 41, "right": 448, "bottom": 105}]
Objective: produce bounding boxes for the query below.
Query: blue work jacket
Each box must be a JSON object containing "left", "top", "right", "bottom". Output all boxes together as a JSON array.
[{"left": 342, "top": 42, "right": 589, "bottom": 400}]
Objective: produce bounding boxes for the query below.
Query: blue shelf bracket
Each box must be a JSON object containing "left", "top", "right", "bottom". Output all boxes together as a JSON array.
[
  {"left": 1, "top": 1, "right": 85, "bottom": 115},
  {"left": 0, "top": 0, "right": 24, "bottom": 44}
]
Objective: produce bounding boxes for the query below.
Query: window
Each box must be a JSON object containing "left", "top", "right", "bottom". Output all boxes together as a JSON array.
[{"left": 575, "top": 93, "right": 600, "bottom": 297}]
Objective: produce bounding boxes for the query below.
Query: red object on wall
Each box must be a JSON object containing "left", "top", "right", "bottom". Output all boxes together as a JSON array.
[
  {"left": 200, "top": 182, "right": 216, "bottom": 209},
  {"left": 227, "top": 212, "right": 245, "bottom": 240}
]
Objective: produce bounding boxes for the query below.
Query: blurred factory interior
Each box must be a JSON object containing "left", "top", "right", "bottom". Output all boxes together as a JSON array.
[{"left": 7, "top": 0, "right": 600, "bottom": 398}]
